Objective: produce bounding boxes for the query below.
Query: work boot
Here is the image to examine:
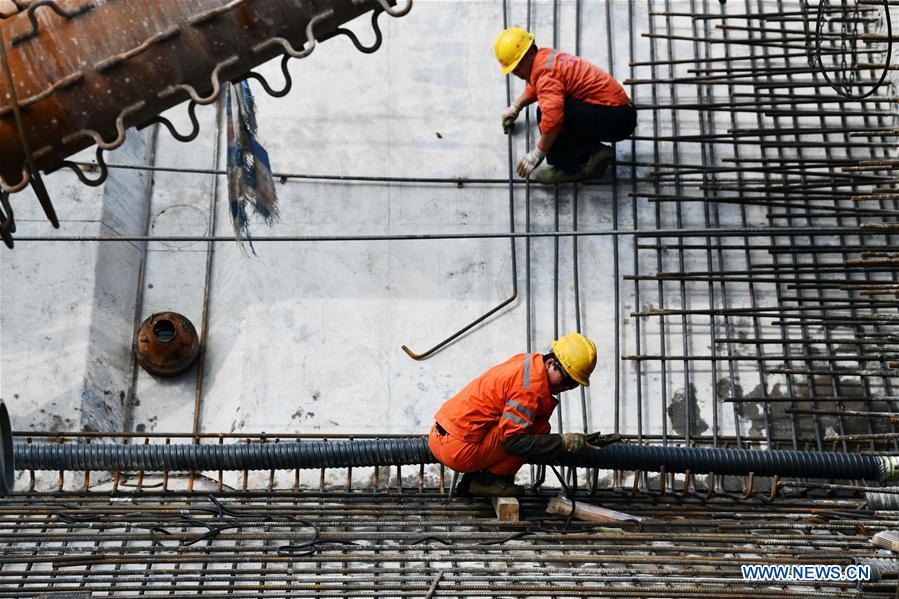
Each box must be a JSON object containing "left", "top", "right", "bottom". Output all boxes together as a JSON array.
[
  {"left": 581, "top": 144, "right": 615, "bottom": 179},
  {"left": 454, "top": 472, "right": 475, "bottom": 497},
  {"left": 533, "top": 145, "right": 616, "bottom": 185},
  {"left": 468, "top": 471, "right": 524, "bottom": 497},
  {"left": 533, "top": 166, "right": 586, "bottom": 185}
]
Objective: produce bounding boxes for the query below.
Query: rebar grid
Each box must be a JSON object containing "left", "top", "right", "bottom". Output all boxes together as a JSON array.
[
  {"left": 618, "top": 0, "right": 898, "bottom": 457},
  {"left": 0, "top": 486, "right": 895, "bottom": 597}
]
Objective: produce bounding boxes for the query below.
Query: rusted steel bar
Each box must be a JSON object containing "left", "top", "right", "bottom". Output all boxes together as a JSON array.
[
  {"left": 623, "top": 353, "right": 898, "bottom": 362},
  {"left": 785, "top": 408, "right": 899, "bottom": 419},
  {"left": 723, "top": 395, "right": 899, "bottom": 404},
  {"left": 649, "top": 7, "right": 875, "bottom": 21},
  {"left": 638, "top": 243, "right": 897, "bottom": 254}
]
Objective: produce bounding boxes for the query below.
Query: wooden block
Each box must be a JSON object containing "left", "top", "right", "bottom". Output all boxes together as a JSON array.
[
  {"left": 492, "top": 496, "right": 519, "bottom": 522},
  {"left": 871, "top": 530, "right": 899, "bottom": 552}
]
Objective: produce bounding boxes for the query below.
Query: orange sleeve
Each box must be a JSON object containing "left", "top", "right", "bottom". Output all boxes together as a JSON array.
[
  {"left": 496, "top": 388, "right": 541, "bottom": 440},
  {"left": 535, "top": 75, "right": 565, "bottom": 134}
]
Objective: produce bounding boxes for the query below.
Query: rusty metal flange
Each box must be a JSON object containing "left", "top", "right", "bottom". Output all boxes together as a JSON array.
[{"left": 134, "top": 311, "right": 201, "bottom": 377}]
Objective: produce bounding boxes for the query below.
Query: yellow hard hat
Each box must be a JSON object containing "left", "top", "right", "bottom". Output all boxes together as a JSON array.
[
  {"left": 551, "top": 333, "right": 597, "bottom": 387},
  {"left": 494, "top": 27, "right": 535, "bottom": 75}
]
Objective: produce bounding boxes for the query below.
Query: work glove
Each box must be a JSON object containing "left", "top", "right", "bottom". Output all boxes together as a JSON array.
[
  {"left": 561, "top": 432, "right": 586, "bottom": 454},
  {"left": 501, "top": 103, "right": 521, "bottom": 133},
  {"left": 586, "top": 432, "right": 623, "bottom": 448},
  {"left": 516, "top": 148, "right": 545, "bottom": 178}
]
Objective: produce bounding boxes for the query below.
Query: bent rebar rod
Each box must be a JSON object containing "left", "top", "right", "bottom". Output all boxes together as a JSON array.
[{"left": 399, "top": 7, "right": 520, "bottom": 361}]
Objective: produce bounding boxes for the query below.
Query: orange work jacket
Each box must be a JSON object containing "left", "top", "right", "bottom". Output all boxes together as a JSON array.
[
  {"left": 526, "top": 47, "right": 632, "bottom": 134},
  {"left": 435, "top": 353, "right": 558, "bottom": 443}
]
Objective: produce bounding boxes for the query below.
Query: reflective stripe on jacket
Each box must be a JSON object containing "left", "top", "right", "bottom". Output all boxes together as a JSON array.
[
  {"left": 435, "top": 353, "right": 557, "bottom": 443},
  {"left": 525, "top": 47, "right": 632, "bottom": 134}
]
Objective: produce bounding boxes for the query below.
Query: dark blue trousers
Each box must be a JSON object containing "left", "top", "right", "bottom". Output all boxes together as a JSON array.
[{"left": 537, "top": 98, "right": 637, "bottom": 173}]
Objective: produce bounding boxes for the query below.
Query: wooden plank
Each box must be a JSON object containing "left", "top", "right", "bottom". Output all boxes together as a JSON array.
[
  {"left": 546, "top": 496, "right": 642, "bottom": 531},
  {"left": 491, "top": 496, "right": 519, "bottom": 522}
]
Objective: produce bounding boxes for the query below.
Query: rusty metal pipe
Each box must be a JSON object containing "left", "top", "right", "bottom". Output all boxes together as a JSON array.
[{"left": 0, "top": 0, "right": 410, "bottom": 190}]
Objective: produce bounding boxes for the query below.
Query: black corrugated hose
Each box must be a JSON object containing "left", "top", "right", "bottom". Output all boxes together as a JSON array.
[
  {"left": 15, "top": 438, "right": 435, "bottom": 472},
  {"left": 12, "top": 437, "right": 892, "bottom": 481},
  {"left": 559, "top": 443, "right": 888, "bottom": 481},
  {"left": 3, "top": 401, "right": 896, "bottom": 495}
]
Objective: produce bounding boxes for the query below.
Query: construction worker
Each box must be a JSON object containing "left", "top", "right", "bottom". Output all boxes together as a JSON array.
[
  {"left": 429, "top": 333, "right": 616, "bottom": 497},
  {"left": 494, "top": 27, "right": 637, "bottom": 184}
]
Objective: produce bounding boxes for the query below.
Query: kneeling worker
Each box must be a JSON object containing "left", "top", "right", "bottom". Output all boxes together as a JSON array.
[
  {"left": 429, "top": 333, "right": 610, "bottom": 497},
  {"left": 495, "top": 27, "right": 637, "bottom": 184}
]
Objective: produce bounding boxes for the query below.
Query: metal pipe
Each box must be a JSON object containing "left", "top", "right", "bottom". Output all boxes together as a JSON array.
[
  {"left": 627, "top": 0, "right": 645, "bottom": 453},
  {"left": 192, "top": 98, "right": 224, "bottom": 434},
  {"left": 0, "top": 0, "right": 412, "bottom": 190},
  {"left": 648, "top": 0, "right": 671, "bottom": 448},
  {"left": 14, "top": 225, "right": 898, "bottom": 244}
]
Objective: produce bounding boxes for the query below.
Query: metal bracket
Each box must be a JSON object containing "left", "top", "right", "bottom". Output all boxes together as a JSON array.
[
  {"left": 0, "top": 191, "right": 15, "bottom": 248},
  {"left": 29, "top": 172, "right": 58, "bottom": 228},
  {"left": 0, "top": 402, "right": 12, "bottom": 495}
]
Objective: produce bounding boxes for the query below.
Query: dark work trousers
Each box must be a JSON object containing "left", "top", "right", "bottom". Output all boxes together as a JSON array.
[{"left": 537, "top": 97, "right": 637, "bottom": 173}]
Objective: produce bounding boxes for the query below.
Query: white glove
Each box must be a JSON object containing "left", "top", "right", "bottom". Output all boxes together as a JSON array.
[
  {"left": 502, "top": 103, "right": 522, "bottom": 130},
  {"left": 516, "top": 148, "right": 545, "bottom": 178}
]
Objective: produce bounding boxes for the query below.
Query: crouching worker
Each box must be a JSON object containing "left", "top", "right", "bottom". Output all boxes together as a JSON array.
[
  {"left": 429, "top": 333, "right": 618, "bottom": 497},
  {"left": 494, "top": 27, "right": 637, "bottom": 184}
]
